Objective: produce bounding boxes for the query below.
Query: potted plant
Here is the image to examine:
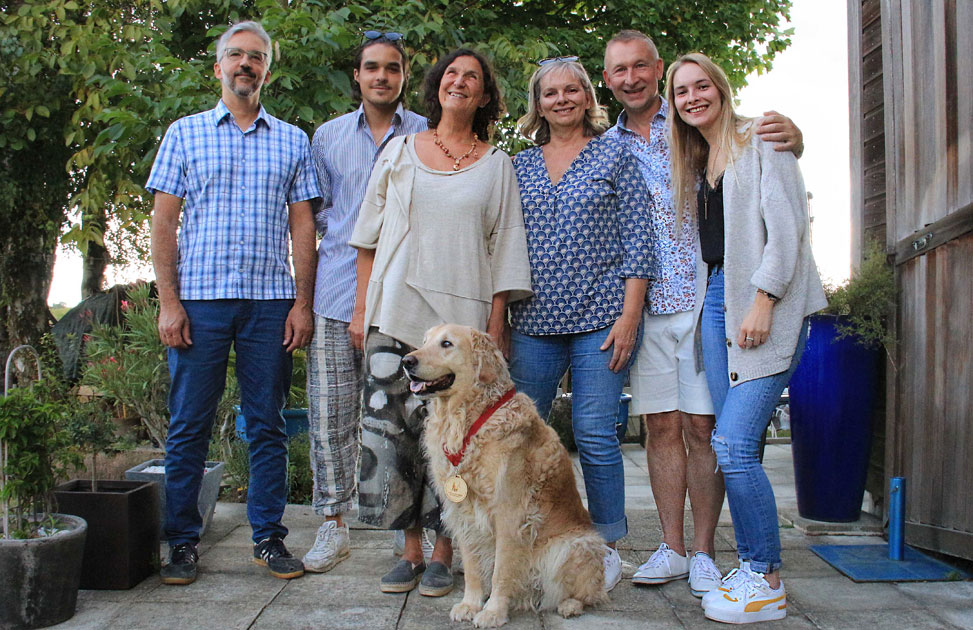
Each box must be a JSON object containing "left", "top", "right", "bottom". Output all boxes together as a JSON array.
[
  {"left": 124, "top": 458, "right": 224, "bottom": 539},
  {"left": 1, "top": 349, "right": 87, "bottom": 630},
  {"left": 788, "top": 240, "right": 895, "bottom": 522},
  {"left": 79, "top": 284, "right": 224, "bottom": 539},
  {"left": 54, "top": 397, "right": 159, "bottom": 590},
  {"left": 81, "top": 283, "right": 170, "bottom": 449}
]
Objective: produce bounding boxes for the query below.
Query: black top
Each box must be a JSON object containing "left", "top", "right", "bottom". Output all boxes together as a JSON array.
[{"left": 697, "top": 172, "right": 725, "bottom": 266}]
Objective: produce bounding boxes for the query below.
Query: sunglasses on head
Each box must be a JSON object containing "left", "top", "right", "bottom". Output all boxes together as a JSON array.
[
  {"left": 363, "top": 30, "right": 404, "bottom": 43},
  {"left": 538, "top": 55, "right": 579, "bottom": 66}
]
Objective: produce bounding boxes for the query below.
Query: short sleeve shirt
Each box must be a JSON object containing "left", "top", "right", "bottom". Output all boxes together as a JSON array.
[
  {"left": 510, "top": 133, "right": 656, "bottom": 335},
  {"left": 145, "top": 100, "right": 321, "bottom": 300},
  {"left": 604, "top": 101, "right": 698, "bottom": 314}
]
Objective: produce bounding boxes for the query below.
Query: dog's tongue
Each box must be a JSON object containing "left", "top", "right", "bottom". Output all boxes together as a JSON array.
[{"left": 409, "top": 381, "right": 426, "bottom": 394}]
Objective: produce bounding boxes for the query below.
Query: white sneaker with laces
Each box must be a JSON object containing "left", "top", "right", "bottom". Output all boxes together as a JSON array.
[
  {"left": 689, "top": 552, "right": 722, "bottom": 597},
  {"left": 603, "top": 546, "right": 622, "bottom": 592},
  {"left": 702, "top": 560, "right": 751, "bottom": 608},
  {"left": 632, "top": 542, "right": 690, "bottom": 585},
  {"left": 303, "top": 520, "right": 350, "bottom": 573},
  {"left": 703, "top": 568, "right": 786, "bottom": 624}
]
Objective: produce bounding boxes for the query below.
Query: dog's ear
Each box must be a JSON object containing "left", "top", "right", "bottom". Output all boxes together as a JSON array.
[{"left": 471, "top": 329, "right": 505, "bottom": 385}]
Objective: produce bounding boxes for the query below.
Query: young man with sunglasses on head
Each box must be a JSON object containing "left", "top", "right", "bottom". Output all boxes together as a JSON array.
[
  {"left": 301, "top": 30, "right": 427, "bottom": 573},
  {"left": 148, "top": 20, "right": 320, "bottom": 585}
]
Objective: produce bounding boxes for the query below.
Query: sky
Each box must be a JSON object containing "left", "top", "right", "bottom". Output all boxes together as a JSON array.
[
  {"left": 47, "top": 0, "right": 852, "bottom": 306},
  {"left": 736, "top": 0, "right": 851, "bottom": 285}
]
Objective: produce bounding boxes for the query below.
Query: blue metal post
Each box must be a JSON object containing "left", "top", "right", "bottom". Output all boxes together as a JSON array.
[{"left": 889, "top": 476, "right": 906, "bottom": 560}]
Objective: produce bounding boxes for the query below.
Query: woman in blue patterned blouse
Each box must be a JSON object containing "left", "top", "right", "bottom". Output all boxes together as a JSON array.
[{"left": 508, "top": 57, "right": 656, "bottom": 591}]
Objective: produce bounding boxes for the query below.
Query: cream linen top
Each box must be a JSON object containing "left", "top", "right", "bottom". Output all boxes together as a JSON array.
[{"left": 349, "top": 134, "right": 532, "bottom": 349}]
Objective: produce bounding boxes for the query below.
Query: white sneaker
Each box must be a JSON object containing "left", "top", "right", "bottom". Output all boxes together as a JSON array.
[
  {"left": 689, "top": 552, "right": 723, "bottom": 597},
  {"left": 632, "top": 543, "right": 690, "bottom": 585},
  {"left": 303, "top": 520, "right": 350, "bottom": 573},
  {"left": 704, "top": 569, "right": 786, "bottom": 624},
  {"left": 392, "top": 529, "right": 434, "bottom": 561},
  {"left": 603, "top": 546, "right": 622, "bottom": 591},
  {"left": 702, "top": 560, "right": 751, "bottom": 609}
]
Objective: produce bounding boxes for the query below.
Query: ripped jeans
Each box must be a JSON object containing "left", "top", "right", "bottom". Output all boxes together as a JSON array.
[{"left": 701, "top": 269, "right": 807, "bottom": 574}]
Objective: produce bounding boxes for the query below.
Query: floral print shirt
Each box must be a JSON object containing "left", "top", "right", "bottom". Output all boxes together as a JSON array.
[
  {"left": 510, "top": 133, "right": 656, "bottom": 335},
  {"left": 604, "top": 100, "right": 698, "bottom": 314}
]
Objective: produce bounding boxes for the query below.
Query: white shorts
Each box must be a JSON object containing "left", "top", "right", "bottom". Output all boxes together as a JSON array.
[{"left": 630, "top": 309, "right": 714, "bottom": 416}]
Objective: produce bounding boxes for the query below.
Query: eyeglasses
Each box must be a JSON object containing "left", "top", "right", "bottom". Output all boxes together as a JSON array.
[
  {"left": 538, "top": 55, "right": 579, "bottom": 66},
  {"left": 223, "top": 47, "right": 269, "bottom": 64},
  {"left": 363, "top": 30, "right": 404, "bottom": 43}
]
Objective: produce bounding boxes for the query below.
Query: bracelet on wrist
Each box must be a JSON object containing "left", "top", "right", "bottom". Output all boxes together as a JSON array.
[{"left": 757, "top": 288, "right": 780, "bottom": 303}]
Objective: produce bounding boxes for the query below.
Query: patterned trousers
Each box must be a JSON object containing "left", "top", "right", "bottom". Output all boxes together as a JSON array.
[
  {"left": 357, "top": 329, "right": 444, "bottom": 532},
  {"left": 306, "top": 316, "right": 363, "bottom": 517}
]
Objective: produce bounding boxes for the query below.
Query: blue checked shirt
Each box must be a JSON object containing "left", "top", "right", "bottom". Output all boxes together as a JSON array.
[
  {"left": 604, "top": 100, "right": 698, "bottom": 314},
  {"left": 145, "top": 100, "right": 321, "bottom": 300},
  {"left": 310, "top": 103, "right": 427, "bottom": 322}
]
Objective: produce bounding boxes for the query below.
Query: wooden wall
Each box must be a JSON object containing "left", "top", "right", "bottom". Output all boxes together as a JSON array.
[
  {"left": 849, "top": 0, "right": 973, "bottom": 561},
  {"left": 849, "top": 0, "right": 888, "bottom": 256},
  {"left": 848, "top": 0, "right": 889, "bottom": 513}
]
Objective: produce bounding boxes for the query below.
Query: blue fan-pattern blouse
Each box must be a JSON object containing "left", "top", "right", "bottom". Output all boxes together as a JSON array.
[{"left": 509, "top": 133, "right": 656, "bottom": 335}]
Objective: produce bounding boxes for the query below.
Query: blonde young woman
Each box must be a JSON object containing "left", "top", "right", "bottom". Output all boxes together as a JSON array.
[
  {"left": 508, "top": 57, "right": 656, "bottom": 591},
  {"left": 665, "top": 52, "right": 826, "bottom": 624}
]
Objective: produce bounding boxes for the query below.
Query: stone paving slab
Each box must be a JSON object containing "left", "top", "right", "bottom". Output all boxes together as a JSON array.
[
  {"left": 248, "top": 603, "right": 403, "bottom": 630},
  {"left": 50, "top": 442, "right": 973, "bottom": 630},
  {"left": 804, "top": 609, "right": 960, "bottom": 630},
  {"left": 105, "top": 600, "right": 267, "bottom": 630}
]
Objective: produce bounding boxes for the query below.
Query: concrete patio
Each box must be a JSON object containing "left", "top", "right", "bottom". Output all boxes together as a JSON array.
[{"left": 54, "top": 444, "right": 973, "bottom": 629}]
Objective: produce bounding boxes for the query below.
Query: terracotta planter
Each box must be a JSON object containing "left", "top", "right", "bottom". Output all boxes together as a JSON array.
[
  {"left": 0, "top": 514, "right": 86, "bottom": 629},
  {"left": 54, "top": 480, "right": 159, "bottom": 590}
]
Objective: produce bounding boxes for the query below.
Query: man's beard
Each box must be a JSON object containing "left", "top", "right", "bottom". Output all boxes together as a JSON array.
[{"left": 225, "top": 70, "right": 262, "bottom": 97}]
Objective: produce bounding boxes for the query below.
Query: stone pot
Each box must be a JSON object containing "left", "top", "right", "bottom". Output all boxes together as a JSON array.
[
  {"left": 124, "top": 459, "right": 225, "bottom": 538},
  {"left": 0, "top": 514, "right": 87, "bottom": 630}
]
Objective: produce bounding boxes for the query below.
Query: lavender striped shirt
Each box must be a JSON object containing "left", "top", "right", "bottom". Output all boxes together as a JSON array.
[{"left": 310, "top": 104, "right": 427, "bottom": 322}]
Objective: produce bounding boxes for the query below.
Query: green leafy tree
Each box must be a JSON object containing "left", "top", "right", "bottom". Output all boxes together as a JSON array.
[
  {"left": 64, "top": 397, "right": 127, "bottom": 492},
  {"left": 0, "top": 0, "right": 793, "bottom": 356}
]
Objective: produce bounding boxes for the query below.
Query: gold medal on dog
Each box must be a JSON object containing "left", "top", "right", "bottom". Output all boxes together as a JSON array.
[{"left": 444, "top": 475, "right": 468, "bottom": 503}]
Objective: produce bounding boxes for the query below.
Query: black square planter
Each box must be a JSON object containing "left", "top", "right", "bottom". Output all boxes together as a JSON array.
[{"left": 54, "top": 479, "right": 160, "bottom": 590}]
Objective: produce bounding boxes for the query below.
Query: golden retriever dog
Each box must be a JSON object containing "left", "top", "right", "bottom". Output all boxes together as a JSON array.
[{"left": 402, "top": 324, "right": 607, "bottom": 628}]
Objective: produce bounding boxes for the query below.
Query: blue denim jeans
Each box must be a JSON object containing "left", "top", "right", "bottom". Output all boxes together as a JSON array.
[
  {"left": 508, "top": 326, "right": 633, "bottom": 543},
  {"left": 701, "top": 270, "right": 807, "bottom": 574},
  {"left": 166, "top": 299, "right": 293, "bottom": 545}
]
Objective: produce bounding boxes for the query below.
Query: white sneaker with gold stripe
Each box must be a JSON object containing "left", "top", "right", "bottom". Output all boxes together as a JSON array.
[{"left": 703, "top": 568, "right": 786, "bottom": 624}]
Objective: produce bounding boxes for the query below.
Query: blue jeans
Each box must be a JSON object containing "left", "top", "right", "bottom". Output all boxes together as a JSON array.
[
  {"left": 701, "top": 270, "right": 807, "bottom": 574},
  {"left": 166, "top": 299, "right": 293, "bottom": 545},
  {"left": 508, "top": 327, "right": 633, "bottom": 543}
]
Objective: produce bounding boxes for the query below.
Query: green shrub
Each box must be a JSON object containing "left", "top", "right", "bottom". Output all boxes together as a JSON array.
[
  {"left": 0, "top": 380, "right": 82, "bottom": 538},
  {"left": 823, "top": 239, "right": 896, "bottom": 353},
  {"left": 82, "top": 283, "right": 170, "bottom": 448},
  {"left": 221, "top": 432, "right": 313, "bottom": 506}
]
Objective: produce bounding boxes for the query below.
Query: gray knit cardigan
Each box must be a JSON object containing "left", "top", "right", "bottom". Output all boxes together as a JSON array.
[{"left": 710, "top": 127, "right": 828, "bottom": 386}]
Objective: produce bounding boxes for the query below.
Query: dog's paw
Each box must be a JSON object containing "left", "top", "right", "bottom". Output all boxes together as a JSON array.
[
  {"left": 472, "top": 607, "right": 509, "bottom": 628},
  {"left": 557, "top": 598, "right": 584, "bottom": 618},
  {"left": 451, "top": 602, "right": 482, "bottom": 622}
]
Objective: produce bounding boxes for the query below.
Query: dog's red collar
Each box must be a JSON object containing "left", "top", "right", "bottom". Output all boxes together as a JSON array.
[{"left": 443, "top": 388, "right": 516, "bottom": 467}]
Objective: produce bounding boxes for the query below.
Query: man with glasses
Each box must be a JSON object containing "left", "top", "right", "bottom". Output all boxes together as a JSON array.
[
  {"left": 601, "top": 30, "right": 803, "bottom": 597},
  {"left": 147, "top": 20, "right": 320, "bottom": 585},
  {"left": 300, "top": 30, "right": 427, "bottom": 573}
]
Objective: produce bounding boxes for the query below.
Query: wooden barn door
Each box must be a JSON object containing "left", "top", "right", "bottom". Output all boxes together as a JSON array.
[{"left": 880, "top": 0, "right": 973, "bottom": 561}]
